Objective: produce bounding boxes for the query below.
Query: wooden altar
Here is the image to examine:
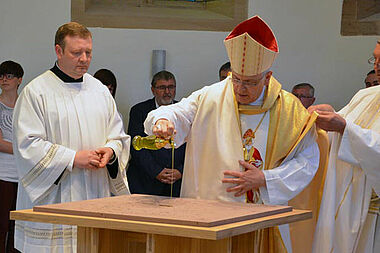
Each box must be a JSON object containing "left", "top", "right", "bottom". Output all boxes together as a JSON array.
[{"left": 11, "top": 194, "right": 311, "bottom": 252}]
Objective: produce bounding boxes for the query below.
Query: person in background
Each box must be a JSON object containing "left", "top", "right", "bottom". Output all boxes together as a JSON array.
[
  {"left": 127, "top": 70, "right": 186, "bottom": 197},
  {"left": 0, "top": 60, "right": 23, "bottom": 253},
  {"left": 219, "top": 61, "right": 231, "bottom": 81},
  {"left": 94, "top": 68, "right": 117, "bottom": 98},
  {"left": 292, "top": 82, "right": 316, "bottom": 108},
  {"left": 364, "top": 69, "right": 379, "bottom": 88},
  {"left": 12, "top": 22, "right": 130, "bottom": 253}
]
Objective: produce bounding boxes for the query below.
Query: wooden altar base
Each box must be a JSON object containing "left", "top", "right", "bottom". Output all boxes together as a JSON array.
[{"left": 11, "top": 195, "right": 312, "bottom": 252}]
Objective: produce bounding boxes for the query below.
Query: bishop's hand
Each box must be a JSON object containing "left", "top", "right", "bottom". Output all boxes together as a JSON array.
[
  {"left": 153, "top": 119, "right": 176, "bottom": 139},
  {"left": 222, "top": 160, "right": 266, "bottom": 197}
]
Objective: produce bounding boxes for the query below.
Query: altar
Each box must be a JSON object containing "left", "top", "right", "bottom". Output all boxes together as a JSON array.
[{"left": 11, "top": 194, "right": 311, "bottom": 252}]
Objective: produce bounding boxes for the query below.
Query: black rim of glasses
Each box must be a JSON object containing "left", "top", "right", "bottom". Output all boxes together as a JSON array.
[
  {"left": 154, "top": 85, "right": 176, "bottom": 91},
  {"left": 0, "top": 73, "right": 16, "bottom": 80},
  {"left": 231, "top": 75, "right": 263, "bottom": 87}
]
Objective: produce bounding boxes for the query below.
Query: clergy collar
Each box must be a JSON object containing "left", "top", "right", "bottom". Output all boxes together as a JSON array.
[{"left": 50, "top": 63, "right": 84, "bottom": 83}]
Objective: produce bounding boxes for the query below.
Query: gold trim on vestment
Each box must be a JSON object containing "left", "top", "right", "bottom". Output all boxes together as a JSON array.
[
  {"left": 15, "top": 223, "right": 76, "bottom": 240},
  {"left": 21, "top": 144, "right": 59, "bottom": 188},
  {"left": 288, "top": 128, "right": 329, "bottom": 253},
  {"left": 231, "top": 76, "right": 317, "bottom": 253}
]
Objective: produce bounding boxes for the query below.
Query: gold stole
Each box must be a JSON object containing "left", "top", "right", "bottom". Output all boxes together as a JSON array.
[
  {"left": 288, "top": 129, "right": 329, "bottom": 253},
  {"left": 233, "top": 77, "right": 318, "bottom": 252}
]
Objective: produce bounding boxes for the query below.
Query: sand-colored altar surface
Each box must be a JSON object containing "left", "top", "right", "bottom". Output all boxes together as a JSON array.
[{"left": 33, "top": 194, "right": 292, "bottom": 227}]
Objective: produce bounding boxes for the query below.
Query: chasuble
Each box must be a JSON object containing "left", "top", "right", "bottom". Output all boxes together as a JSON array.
[{"left": 145, "top": 76, "right": 320, "bottom": 252}]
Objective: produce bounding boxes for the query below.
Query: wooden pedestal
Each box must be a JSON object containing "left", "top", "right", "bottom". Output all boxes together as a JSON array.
[{"left": 11, "top": 195, "right": 311, "bottom": 252}]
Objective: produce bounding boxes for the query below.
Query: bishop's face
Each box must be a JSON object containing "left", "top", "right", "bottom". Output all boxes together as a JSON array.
[{"left": 232, "top": 71, "right": 271, "bottom": 104}]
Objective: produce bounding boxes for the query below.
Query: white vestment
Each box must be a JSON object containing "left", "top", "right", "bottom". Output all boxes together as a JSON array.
[
  {"left": 12, "top": 70, "right": 130, "bottom": 253},
  {"left": 313, "top": 85, "right": 380, "bottom": 253},
  {"left": 145, "top": 77, "right": 319, "bottom": 252}
]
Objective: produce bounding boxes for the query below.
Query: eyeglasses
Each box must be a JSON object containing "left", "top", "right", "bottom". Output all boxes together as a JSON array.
[
  {"left": 231, "top": 75, "right": 264, "bottom": 87},
  {"left": 154, "top": 85, "right": 176, "bottom": 91},
  {"left": 293, "top": 94, "right": 314, "bottom": 99},
  {"left": 0, "top": 74, "right": 16, "bottom": 80},
  {"left": 368, "top": 56, "right": 380, "bottom": 67}
]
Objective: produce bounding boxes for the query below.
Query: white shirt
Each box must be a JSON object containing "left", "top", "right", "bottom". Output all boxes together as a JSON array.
[{"left": 0, "top": 101, "right": 17, "bottom": 182}]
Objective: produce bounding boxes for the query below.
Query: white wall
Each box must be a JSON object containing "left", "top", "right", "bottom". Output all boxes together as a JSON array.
[
  {"left": 0, "top": 0, "right": 378, "bottom": 128},
  {"left": 250, "top": 0, "right": 378, "bottom": 108}
]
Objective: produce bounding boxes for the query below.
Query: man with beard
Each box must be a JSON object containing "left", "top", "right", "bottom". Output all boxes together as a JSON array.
[
  {"left": 12, "top": 22, "right": 130, "bottom": 252},
  {"left": 127, "top": 71, "right": 186, "bottom": 197}
]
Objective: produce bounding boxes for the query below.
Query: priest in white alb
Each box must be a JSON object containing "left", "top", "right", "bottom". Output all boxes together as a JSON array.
[
  {"left": 144, "top": 16, "right": 320, "bottom": 252},
  {"left": 12, "top": 22, "right": 130, "bottom": 252},
  {"left": 311, "top": 41, "right": 380, "bottom": 253}
]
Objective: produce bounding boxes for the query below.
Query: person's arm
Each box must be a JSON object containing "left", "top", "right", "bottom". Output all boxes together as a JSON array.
[
  {"left": 0, "top": 129, "right": 13, "bottom": 154},
  {"left": 308, "top": 104, "right": 346, "bottom": 134},
  {"left": 128, "top": 105, "right": 166, "bottom": 180},
  {"left": 104, "top": 95, "right": 131, "bottom": 195},
  {"left": 337, "top": 121, "right": 380, "bottom": 193},
  {"left": 144, "top": 87, "right": 206, "bottom": 146},
  {"left": 222, "top": 128, "right": 320, "bottom": 205},
  {"left": 259, "top": 132, "right": 320, "bottom": 205},
  {"left": 310, "top": 103, "right": 380, "bottom": 191}
]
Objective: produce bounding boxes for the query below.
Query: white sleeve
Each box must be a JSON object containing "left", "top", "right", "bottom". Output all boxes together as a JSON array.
[
  {"left": 338, "top": 120, "right": 380, "bottom": 194},
  {"left": 104, "top": 97, "right": 129, "bottom": 160},
  {"left": 260, "top": 129, "right": 320, "bottom": 205},
  {"left": 144, "top": 87, "right": 207, "bottom": 147},
  {"left": 105, "top": 97, "right": 131, "bottom": 195}
]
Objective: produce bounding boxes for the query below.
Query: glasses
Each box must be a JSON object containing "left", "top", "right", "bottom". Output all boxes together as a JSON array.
[
  {"left": 368, "top": 56, "right": 380, "bottom": 67},
  {"left": 231, "top": 75, "right": 264, "bottom": 87},
  {"left": 154, "top": 85, "right": 176, "bottom": 91},
  {"left": 294, "top": 94, "right": 314, "bottom": 99},
  {"left": 0, "top": 74, "right": 16, "bottom": 80}
]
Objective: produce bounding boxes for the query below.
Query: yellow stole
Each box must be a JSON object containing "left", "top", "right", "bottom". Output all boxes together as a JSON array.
[
  {"left": 289, "top": 129, "right": 329, "bottom": 253},
  {"left": 233, "top": 77, "right": 318, "bottom": 252}
]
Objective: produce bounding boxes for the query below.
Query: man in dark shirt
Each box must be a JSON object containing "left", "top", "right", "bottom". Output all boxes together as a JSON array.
[{"left": 127, "top": 71, "right": 185, "bottom": 197}]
